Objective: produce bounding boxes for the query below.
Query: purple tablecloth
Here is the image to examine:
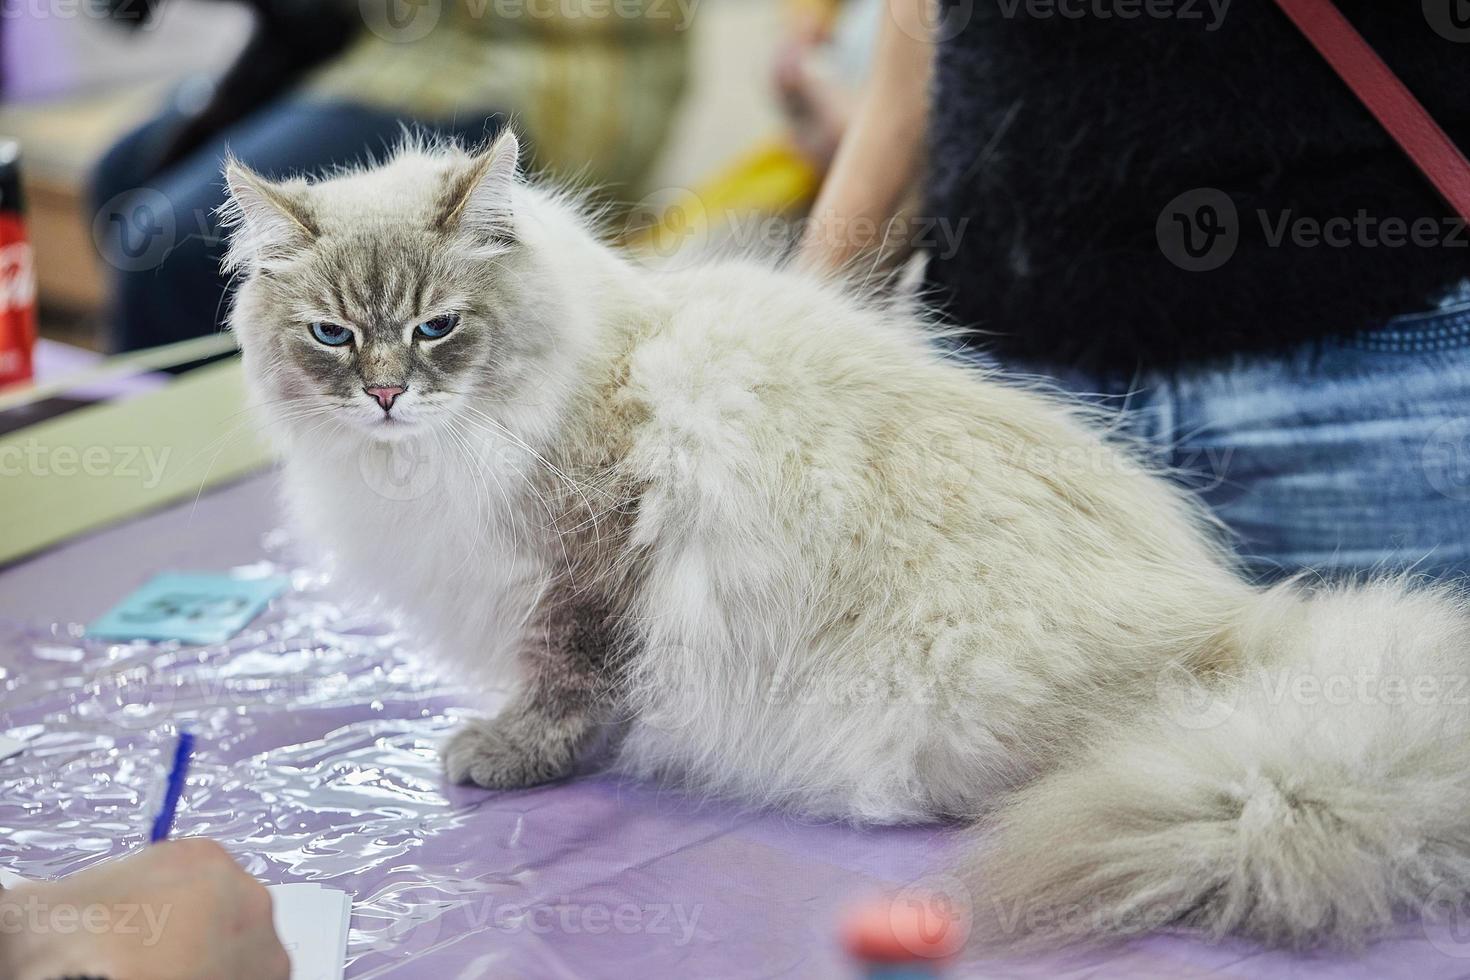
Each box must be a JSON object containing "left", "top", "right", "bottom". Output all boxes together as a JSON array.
[{"left": 2, "top": 473, "right": 1468, "bottom": 978}]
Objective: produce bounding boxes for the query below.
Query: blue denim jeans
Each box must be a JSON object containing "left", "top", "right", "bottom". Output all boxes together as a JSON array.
[{"left": 974, "top": 299, "right": 1470, "bottom": 584}]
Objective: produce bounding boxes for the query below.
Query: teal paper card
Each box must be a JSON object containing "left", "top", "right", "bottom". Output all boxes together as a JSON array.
[{"left": 89, "top": 572, "right": 289, "bottom": 645}]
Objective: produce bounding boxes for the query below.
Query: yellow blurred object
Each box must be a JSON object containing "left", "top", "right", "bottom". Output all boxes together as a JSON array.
[
  {"left": 624, "top": 139, "right": 821, "bottom": 257},
  {"left": 623, "top": 0, "right": 845, "bottom": 258},
  {"left": 787, "top": 0, "right": 842, "bottom": 30}
]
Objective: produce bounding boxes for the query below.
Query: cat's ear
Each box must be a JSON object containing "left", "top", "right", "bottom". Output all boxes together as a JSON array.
[
  {"left": 434, "top": 130, "right": 519, "bottom": 245},
  {"left": 220, "top": 158, "right": 318, "bottom": 272}
]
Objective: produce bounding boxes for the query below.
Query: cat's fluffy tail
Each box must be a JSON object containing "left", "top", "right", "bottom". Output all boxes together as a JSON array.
[{"left": 969, "top": 578, "right": 1470, "bottom": 951}]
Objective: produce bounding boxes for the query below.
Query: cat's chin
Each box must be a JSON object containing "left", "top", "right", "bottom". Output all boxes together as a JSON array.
[{"left": 352, "top": 414, "right": 425, "bottom": 443}]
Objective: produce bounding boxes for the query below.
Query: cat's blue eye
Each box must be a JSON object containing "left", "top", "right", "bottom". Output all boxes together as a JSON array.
[
  {"left": 415, "top": 314, "right": 460, "bottom": 341},
  {"left": 310, "top": 321, "right": 352, "bottom": 347}
]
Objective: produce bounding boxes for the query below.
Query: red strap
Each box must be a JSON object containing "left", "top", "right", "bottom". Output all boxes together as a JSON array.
[{"left": 1273, "top": 0, "right": 1470, "bottom": 224}]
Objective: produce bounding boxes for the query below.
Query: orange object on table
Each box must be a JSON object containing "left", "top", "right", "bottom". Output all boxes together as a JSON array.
[{"left": 842, "top": 890, "right": 967, "bottom": 966}]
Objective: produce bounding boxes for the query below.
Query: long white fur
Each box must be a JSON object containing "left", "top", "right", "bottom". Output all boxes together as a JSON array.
[{"left": 226, "top": 136, "right": 1470, "bottom": 951}]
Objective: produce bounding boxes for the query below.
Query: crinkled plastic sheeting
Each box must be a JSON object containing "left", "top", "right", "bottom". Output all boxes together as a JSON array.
[{"left": 0, "top": 547, "right": 1465, "bottom": 977}]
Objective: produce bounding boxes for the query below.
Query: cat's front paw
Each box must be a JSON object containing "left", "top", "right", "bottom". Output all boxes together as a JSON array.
[{"left": 442, "top": 719, "right": 576, "bottom": 789}]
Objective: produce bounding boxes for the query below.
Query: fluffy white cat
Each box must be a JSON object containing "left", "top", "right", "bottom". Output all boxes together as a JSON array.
[{"left": 223, "top": 131, "right": 1470, "bottom": 951}]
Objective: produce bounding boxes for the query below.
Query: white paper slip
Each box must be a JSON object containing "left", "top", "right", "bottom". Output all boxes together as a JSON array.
[
  {"left": 0, "top": 734, "right": 27, "bottom": 762},
  {"left": 268, "top": 883, "right": 352, "bottom": 980}
]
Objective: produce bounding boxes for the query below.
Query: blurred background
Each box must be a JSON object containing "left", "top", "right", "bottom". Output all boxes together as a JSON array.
[{"left": 2, "top": 0, "right": 876, "bottom": 354}]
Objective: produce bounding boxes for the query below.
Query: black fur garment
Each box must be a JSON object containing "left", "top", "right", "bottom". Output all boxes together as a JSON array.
[{"left": 925, "top": 0, "right": 1470, "bottom": 374}]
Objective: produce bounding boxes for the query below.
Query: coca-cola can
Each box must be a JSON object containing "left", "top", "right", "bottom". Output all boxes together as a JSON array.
[{"left": 0, "top": 140, "right": 37, "bottom": 389}]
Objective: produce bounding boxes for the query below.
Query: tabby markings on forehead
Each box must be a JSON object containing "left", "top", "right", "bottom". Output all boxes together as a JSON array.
[{"left": 320, "top": 240, "right": 438, "bottom": 332}]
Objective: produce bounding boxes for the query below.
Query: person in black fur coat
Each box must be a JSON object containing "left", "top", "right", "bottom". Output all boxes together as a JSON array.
[{"left": 800, "top": 0, "right": 1470, "bottom": 582}]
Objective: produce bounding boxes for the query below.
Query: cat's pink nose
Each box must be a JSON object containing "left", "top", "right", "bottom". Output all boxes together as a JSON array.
[{"left": 365, "top": 385, "right": 406, "bottom": 411}]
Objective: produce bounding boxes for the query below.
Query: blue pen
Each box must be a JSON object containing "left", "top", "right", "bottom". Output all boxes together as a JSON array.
[{"left": 148, "top": 731, "right": 195, "bottom": 843}]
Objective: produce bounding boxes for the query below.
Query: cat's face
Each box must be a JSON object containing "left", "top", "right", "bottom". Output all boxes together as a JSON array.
[
  {"left": 238, "top": 226, "right": 496, "bottom": 438},
  {"left": 224, "top": 133, "right": 523, "bottom": 442}
]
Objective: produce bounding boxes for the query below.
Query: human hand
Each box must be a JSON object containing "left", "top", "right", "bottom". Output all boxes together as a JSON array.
[
  {"left": 0, "top": 838, "right": 289, "bottom": 980},
  {"left": 774, "top": 35, "right": 854, "bottom": 170}
]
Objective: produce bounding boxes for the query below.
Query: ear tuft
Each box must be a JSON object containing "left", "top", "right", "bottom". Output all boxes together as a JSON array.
[
  {"left": 220, "top": 158, "right": 318, "bottom": 272},
  {"left": 434, "top": 129, "right": 519, "bottom": 243}
]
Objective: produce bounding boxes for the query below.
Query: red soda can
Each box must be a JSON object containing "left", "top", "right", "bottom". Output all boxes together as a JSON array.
[{"left": 0, "top": 139, "right": 37, "bottom": 389}]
